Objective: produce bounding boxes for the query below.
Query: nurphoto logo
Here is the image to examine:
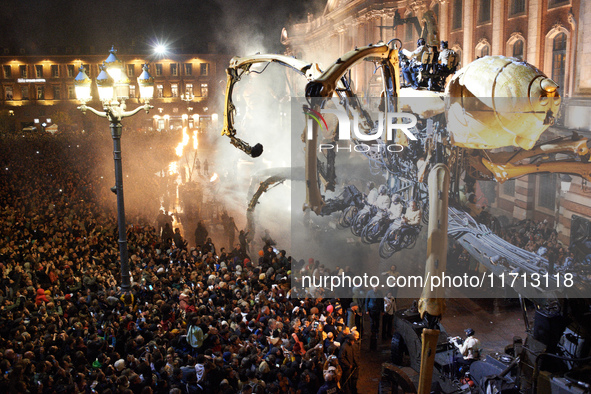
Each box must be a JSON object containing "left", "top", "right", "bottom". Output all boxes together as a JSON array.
[{"left": 304, "top": 99, "right": 418, "bottom": 153}]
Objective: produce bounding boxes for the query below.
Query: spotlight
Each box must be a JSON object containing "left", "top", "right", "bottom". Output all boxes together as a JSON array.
[{"left": 154, "top": 44, "right": 167, "bottom": 55}]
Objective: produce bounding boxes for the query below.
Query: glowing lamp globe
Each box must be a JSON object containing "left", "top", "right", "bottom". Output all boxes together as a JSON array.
[
  {"left": 96, "top": 64, "right": 114, "bottom": 101},
  {"left": 137, "top": 64, "right": 154, "bottom": 100},
  {"left": 74, "top": 66, "right": 92, "bottom": 102}
]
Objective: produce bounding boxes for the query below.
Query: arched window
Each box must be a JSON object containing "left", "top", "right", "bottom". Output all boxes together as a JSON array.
[
  {"left": 552, "top": 32, "right": 567, "bottom": 94},
  {"left": 513, "top": 40, "right": 524, "bottom": 60},
  {"left": 476, "top": 40, "right": 490, "bottom": 58},
  {"left": 452, "top": 46, "right": 463, "bottom": 68}
]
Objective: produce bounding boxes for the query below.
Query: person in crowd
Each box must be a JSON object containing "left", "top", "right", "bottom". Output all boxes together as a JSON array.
[
  {"left": 222, "top": 214, "right": 239, "bottom": 251},
  {"left": 173, "top": 228, "right": 188, "bottom": 250},
  {"left": 365, "top": 286, "right": 383, "bottom": 344},
  {"left": 451, "top": 328, "right": 482, "bottom": 377},
  {"left": 238, "top": 229, "right": 250, "bottom": 255},
  {"left": 392, "top": 200, "right": 422, "bottom": 246},
  {"left": 382, "top": 292, "right": 395, "bottom": 340},
  {"left": 438, "top": 41, "right": 456, "bottom": 71},
  {"left": 388, "top": 194, "right": 404, "bottom": 222},
  {"left": 194, "top": 221, "right": 208, "bottom": 248},
  {"left": 401, "top": 38, "right": 427, "bottom": 89},
  {"left": 465, "top": 193, "right": 485, "bottom": 218},
  {"left": 339, "top": 331, "right": 360, "bottom": 394},
  {"left": 367, "top": 185, "right": 391, "bottom": 226}
]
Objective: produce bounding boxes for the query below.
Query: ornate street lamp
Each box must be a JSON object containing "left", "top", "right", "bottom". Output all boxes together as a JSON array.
[{"left": 74, "top": 48, "right": 154, "bottom": 299}]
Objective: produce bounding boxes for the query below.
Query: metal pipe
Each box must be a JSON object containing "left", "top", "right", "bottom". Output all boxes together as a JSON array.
[
  {"left": 110, "top": 119, "right": 131, "bottom": 292},
  {"left": 519, "top": 294, "right": 530, "bottom": 333}
]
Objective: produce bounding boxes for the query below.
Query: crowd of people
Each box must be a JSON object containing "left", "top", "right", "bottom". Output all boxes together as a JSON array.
[
  {"left": 1, "top": 128, "right": 583, "bottom": 393},
  {"left": 500, "top": 218, "right": 575, "bottom": 271},
  {"left": 0, "top": 133, "right": 375, "bottom": 394},
  {"left": 449, "top": 214, "right": 577, "bottom": 277}
]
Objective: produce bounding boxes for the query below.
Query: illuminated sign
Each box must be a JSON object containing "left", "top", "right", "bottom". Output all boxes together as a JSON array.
[{"left": 17, "top": 78, "right": 46, "bottom": 83}]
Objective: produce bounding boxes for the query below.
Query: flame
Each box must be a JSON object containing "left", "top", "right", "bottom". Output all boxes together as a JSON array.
[
  {"left": 175, "top": 142, "right": 184, "bottom": 157},
  {"left": 193, "top": 130, "right": 198, "bottom": 150},
  {"left": 175, "top": 127, "right": 191, "bottom": 157},
  {"left": 181, "top": 127, "right": 190, "bottom": 146},
  {"left": 168, "top": 162, "right": 178, "bottom": 175},
  {"left": 209, "top": 173, "right": 219, "bottom": 182}
]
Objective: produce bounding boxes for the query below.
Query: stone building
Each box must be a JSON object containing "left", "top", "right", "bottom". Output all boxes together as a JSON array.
[
  {"left": 0, "top": 46, "right": 227, "bottom": 134},
  {"left": 285, "top": 0, "right": 591, "bottom": 244}
]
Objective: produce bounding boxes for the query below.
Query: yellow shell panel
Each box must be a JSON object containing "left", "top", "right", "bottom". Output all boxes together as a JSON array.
[{"left": 445, "top": 56, "right": 561, "bottom": 150}]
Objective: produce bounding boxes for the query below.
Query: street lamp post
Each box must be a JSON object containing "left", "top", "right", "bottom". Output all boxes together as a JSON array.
[{"left": 74, "top": 47, "right": 154, "bottom": 295}]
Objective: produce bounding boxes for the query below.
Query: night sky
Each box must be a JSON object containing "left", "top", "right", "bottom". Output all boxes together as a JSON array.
[{"left": 0, "top": 0, "right": 323, "bottom": 54}]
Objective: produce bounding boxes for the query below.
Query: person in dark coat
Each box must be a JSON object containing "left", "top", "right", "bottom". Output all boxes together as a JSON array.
[
  {"left": 194, "top": 222, "right": 208, "bottom": 247},
  {"left": 338, "top": 331, "right": 360, "bottom": 394},
  {"left": 365, "top": 286, "right": 383, "bottom": 338},
  {"left": 173, "top": 228, "right": 188, "bottom": 250},
  {"left": 161, "top": 222, "right": 174, "bottom": 244}
]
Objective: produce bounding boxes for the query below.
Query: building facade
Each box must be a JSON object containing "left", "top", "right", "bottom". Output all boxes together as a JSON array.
[
  {"left": 285, "top": 0, "right": 591, "bottom": 244},
  {"left": 0, "top": 48, "right": 228, "bottom": 134}
]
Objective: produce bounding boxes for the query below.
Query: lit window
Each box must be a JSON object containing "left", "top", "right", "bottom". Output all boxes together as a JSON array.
[
  {"left": 51, "top": 65, "right": 59, "bottom": 78},
  {"left": 67, "top": 65, "right": 75, "bottom": 78},
  {"left": 200, "top": 63, "right": 209, "bottom": 76},
  {"left": 37, "top": 86, "right": 44, "bottom": 100},
  {"left": 186, "top": 83, "right": 193, "bottom": 96},
  {"left": 20, "top": 65, "right": 27, "bottom": 78},
  {"left": 452, "top": 0, "right": 463, "bottom": 30},
  {"left": 5, "top": 86, "right": 13, "bottom": 100},
  {"left": 127, "top": 64, "right": 135, "bottom": 78},
  {"left": 3, "top": 65, "right": 11, "bottom": 78},
  {"left": 171, "top": 63, "right": 178, "bottom": 76},
  {"left": 552, "top": 32, "right": 566, "bottom": 95},
  {"left": 21, "top": 86, "right": 29, "bottom": 100},
  {"left": 129, "top": 84, "right": 136, "bottom": 98},
  {"left": 35, "top": 65, "right": 43, "bottom": 78},
  {"left": 185, "top": 63, "right": 192, "bottom": 76},
  {"left": 53, "top": 86, "right": 60, "bottom": 100},
  {"left": 201, "top": 83, "right": 208, "bottom": 98},
  {"left": 478, "top": 0, "right": 491, "bottom": 23},
  {"left": 156, "top": 84, "right": 163, "bottom": 98},
  {"left": 155, "top": 64, "right": 163, "bottom": 76},
  {"left": 513, "top": 40, "right": 524, "bottom": 60},
  {"left": 171, "top": 83, "right": 178, "bottom": 97}
]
